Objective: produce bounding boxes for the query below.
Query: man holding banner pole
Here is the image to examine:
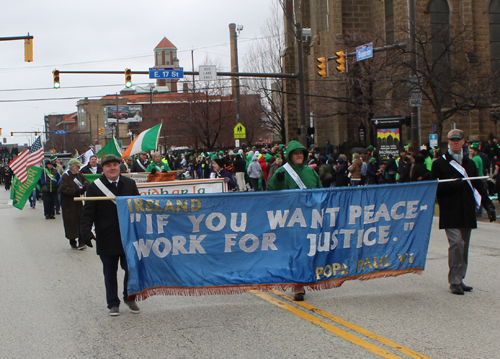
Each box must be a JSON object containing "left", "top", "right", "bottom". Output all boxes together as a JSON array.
[
  {"left": 80, "top": 154, "right": 140, "bottom": 316},
  {"left": 268, "top": 140, "right": 322, "bottom": 301},
  {"left": 431, "top": 129, "right": 496, "bottom": 295}
]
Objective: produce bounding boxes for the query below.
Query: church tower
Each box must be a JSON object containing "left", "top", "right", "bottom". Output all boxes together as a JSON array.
[{"left": 154, "top": 37, "right": 179, "bottom": 92}]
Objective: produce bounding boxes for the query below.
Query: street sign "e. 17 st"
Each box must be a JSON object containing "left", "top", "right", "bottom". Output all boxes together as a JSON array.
[{"left": 149, "top": 67, "right": 184, "bottom": 79}]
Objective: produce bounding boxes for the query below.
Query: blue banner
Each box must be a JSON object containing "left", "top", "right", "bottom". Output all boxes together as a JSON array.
[{"left": 116, "top": 182, "right": 437, "bottom": 299}]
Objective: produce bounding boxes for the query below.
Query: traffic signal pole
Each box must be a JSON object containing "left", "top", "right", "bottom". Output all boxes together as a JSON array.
[{"left": 0, "top": 34, "right": 34, "bottom": 62}]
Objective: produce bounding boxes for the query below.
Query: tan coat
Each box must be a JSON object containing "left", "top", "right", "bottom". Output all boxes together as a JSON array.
[{"left": 348, "top": 155, "right": 362, "bottom": 181}]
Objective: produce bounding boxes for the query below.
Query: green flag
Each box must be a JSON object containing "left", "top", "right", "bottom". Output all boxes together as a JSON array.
[
  {"left": 10, "top": 167, "right": 43, "bottom": 210},
  {"left": 97, "top": 137, "right": 122, "bottom": 159},
  {"left": 83, "top": 174, "right": 102, "bottom": 183}
]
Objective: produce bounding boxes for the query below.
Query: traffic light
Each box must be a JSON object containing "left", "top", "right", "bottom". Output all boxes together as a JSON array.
[
  {"left": 335, "top": 51, "right": 346, "bottom": 73},
  {"left": 125, "top": 68, "right": 132, "bottom": 88},
  {"left": 11, "top": 132, "right": 14, "bottom": 138},
  {"left": 98, "top": 127, "right": 105, "bottom": 136},
  {"left": 24, "top": 38, "right": 33, "bottom": 62},
  {"left": 316, "top": 57, "right": 327, "bottom": 78},
  {"left": 53, "top": 70, "right": 60, "bottom": 89},
  {"left": 0, "top": 128, "right": 2, "bottom": 136}
]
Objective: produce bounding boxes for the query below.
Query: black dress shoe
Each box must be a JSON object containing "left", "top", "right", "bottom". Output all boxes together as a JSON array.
[
  {"left": 293, "top": 292, "right": 305, "bottom": 301},
  {"left": 49, "top": 215, "right": 56, "bottom": 219},
  {"left": 450, "top": 284, "right": 464, "bottom": 295},
  {"left": 461, "top": 283, "right": 473, "bottom": 292}
]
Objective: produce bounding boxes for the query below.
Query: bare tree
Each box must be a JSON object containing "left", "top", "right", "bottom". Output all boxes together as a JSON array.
[
  {"left": 243, "top": 1, "right": 286, "bottom": 143},
  {"left": 395, "top": 22, "right": 490, "bottom": 143}
]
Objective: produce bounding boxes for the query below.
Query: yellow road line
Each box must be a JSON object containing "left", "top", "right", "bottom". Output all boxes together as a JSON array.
[
  {"left": 250, "top": 290, "right": 403, "bottom": 359},
  {"left": 269, "top": 289, "right": 431, "bottom": 359}
]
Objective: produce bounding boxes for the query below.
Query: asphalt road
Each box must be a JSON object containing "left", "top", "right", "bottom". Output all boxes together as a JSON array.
[{"left": 1, "top": 188, "right": 499, "bottom": 359}]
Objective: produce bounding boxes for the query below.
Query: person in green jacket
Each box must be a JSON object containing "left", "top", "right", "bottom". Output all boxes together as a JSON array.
[
  {"left": 146, "top": 153, "right": 171, "bottom": 174},
  {"left": 268, "top": 140, "right": 322, "bottom": 191},
  {"left": 268, "top": 140, "right": 322, "bottom": 301}
]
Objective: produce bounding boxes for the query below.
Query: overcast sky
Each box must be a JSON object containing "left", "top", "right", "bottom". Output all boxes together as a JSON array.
[{"left": 0, "top": 0, "right": 278, "bottom": 146}]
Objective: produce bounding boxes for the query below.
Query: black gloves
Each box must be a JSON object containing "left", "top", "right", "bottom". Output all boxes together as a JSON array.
[
  {"left": 276, "top": 171, "right": 285, "bottom": 182},
  {"left": 150, "top": 168, "right": 157, "bottom": 174},
  {"left": 162, "top": 169, "right": 168, "bottom": 173},
  {"left": 82, "top": 183, "right": 88, "bottom": 192},
  {"left": 75, "top": 187, "right": 84, "bottom": 195},
  {"left": 487, "top": 205, "right": 497, "bottom": 222}
]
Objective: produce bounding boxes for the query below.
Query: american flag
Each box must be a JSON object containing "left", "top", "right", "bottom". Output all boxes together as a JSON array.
[{"left": 8, "top": 136, "right": 44, "bottom": 183}]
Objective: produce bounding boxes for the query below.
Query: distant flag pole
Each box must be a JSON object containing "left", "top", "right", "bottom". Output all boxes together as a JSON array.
[{"left": 121, "top": 123, "right": 162, "bottom": 159}]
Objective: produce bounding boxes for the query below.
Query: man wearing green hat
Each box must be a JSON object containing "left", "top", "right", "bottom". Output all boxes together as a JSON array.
[{"left": 468, "top": 142, "right": 483, "bottom": 176}]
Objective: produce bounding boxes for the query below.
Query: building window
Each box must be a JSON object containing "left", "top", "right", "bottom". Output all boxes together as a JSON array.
[
  {"left": 385, "top": 0, "right": 394, "bottom": 44},
  {"left": 429, "top": 0, "right": 450, "bottom": 64},
  {"left": 490, "top": 0, "right": 500, "bottom": 74},
  {"left": 429, "top": 0, "right": 451, "bottom": 104},
  {"left": 78, "top": 107, "right": 85, "bottom": 130}
]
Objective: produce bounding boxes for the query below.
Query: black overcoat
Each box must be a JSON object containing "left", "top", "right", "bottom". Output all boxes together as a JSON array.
[
  {"left": 80, "top": 175, "right": 139, "bottom": 256},
  {"left": 431, "top": 152, "right": 492, "bottom": 229},
  {"left": 60, "top": 172, "right": 89, "bottom": 239}
]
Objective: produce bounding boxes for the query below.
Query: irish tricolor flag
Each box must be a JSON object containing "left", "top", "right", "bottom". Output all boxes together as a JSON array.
[{"left": 121, "top": 123, "right": 162, "bottom": 159}]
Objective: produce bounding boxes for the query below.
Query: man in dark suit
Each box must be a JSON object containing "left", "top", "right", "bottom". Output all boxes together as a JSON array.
[
  {"left": 130, "top": 151, "right": 150, "bottom": 172},
  {"left": 81, "top": 154, "right": 140, "bottom": 316},
  {"left": 431, "top": 129, "right": 496, "bottom": 295},
  {"left": 80, "top": 155, "right": 103, "bottom": 174}
]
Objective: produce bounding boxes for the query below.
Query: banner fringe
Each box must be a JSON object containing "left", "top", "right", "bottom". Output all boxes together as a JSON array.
[{"left": 129, "top": 268, "right": 424, "bottom": 301}]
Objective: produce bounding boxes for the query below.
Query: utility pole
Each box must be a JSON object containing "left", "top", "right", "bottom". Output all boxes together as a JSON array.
[
  {"left": 408, "top": 0, "right": 420, "bottom": 154},
  {"left": 296, "top": 23, "right": 307, "bottom": 147},
  {"left": 229, "top": 23, "right": 242, "bottom": 124}
]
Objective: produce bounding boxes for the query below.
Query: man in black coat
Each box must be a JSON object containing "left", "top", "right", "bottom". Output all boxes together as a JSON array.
[
  {"left": 431, "top": 129, "right": 496, "bottom": 295},
  {"left": 130, "top": 151, "right": 149, "bottom": 172},
  {"left": 80, "top": 155, "right": 103, "bottom": 175},
  {"left": 81, "top": 154, "right": 140, "bottom": 316}
]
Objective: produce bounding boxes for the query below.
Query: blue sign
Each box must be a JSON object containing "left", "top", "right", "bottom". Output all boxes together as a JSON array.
[
  {"left": 429, "top": 134, "right": 438, "bottom": 148},
  {"left": 116, "top": 182, "right": 437, "bottom": 299},
  {"left": 149, "top": 67, "right": 184, "bottom": 79},
  {"left": 356, "top": 43, "right": 373, "bottom": 61},
  {"left": 54, "top": 130, "right": 67, "bottom": 135}
]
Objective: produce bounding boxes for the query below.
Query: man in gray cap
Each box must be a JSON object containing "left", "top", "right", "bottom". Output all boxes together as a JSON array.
[
  {"left": 130, "top": 151, "right": 150, "bottom": 172},
  {"left": 81, "top": 154, "right": 141, "bottom": 316},
  {"left": 431, "top": 129, "right": 496, "bottom": 295}
]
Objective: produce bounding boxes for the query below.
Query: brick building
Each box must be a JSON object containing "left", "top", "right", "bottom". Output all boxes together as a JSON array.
[
  {"left": 283, "top": 0, "right": 500, "bottom": 152},
  {"left": 67, "top": 37, "right": 269, "bottom": 154}
]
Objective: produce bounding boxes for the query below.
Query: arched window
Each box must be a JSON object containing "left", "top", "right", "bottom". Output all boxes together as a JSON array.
[
  {"left": 385, "top": 0, "right": 394, "bottom": 44},
  {"left": 490, "top": 0, "right": 500, "bottom": 73},
  {"left": 429, "top": 0, "right": 450, "bottom": 65}
]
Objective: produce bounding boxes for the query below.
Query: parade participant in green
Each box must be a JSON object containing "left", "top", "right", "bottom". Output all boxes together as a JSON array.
[
  {"left": 268, "top": 140, "right": 322, "bottom": 191},
  {"left": 146, "top": 152, "right": 171, "bottom": 174},
  {"left": 268, "top": 140, "right": 322, "bottom": 301}
]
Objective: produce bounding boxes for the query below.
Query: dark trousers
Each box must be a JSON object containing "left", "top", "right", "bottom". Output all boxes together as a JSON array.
[
  {"left": 445, "top": 228, "right": 472, "bottom": 285},
  {"left": 249, "top": 177, "right": 260, "bottom": 191},
  {"left": 43, "top": 191, "right": 57, "bottom": 217},
  {"left": 100, "top": 254, "right": 129, "bottom": 309}
]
